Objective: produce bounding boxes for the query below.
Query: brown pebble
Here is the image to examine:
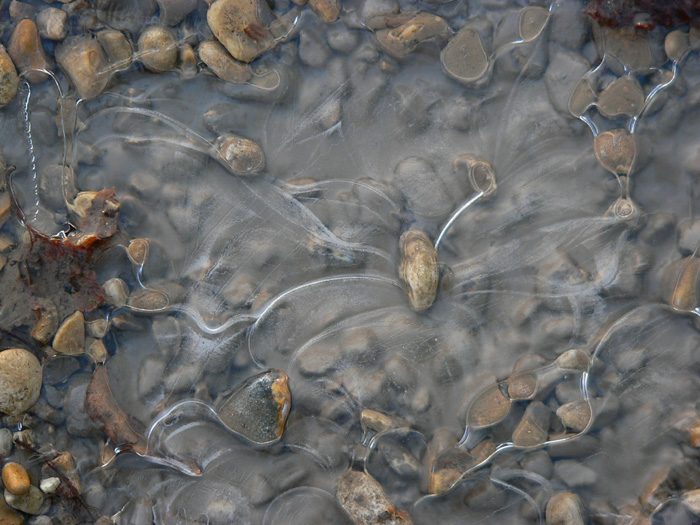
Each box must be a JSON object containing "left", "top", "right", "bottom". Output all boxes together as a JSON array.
[
  {"left": 2, "top": 463, "right": 30, "bottom": 496},
  {"left": 138, "top": 26, "right": 178, "bottom": 73},
  {"left": 308, "top": 0, "right": 340, "bottom": 23},
  {"left": 0, "top": 45, "right": 19, "bottom": 107},
  {"left": 546, "top": 492, "right": 586, "bottom": 525},
  {"left": 594, "top": 128, "right": 636, "bottom": 175},
  {"left": 53, "top": 311, "right": 86, "bottom": 355},
  {"left": 197, "top": 40, "right": 253, "bottom": 84},
  {"left": 7, "top": 19, "right": 52, "bottom": 83}
]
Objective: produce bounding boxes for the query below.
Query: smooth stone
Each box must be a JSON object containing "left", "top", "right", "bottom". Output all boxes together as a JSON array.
[
  {"left": 94, "top": 0, "right": 157, "bottom": 33},
  {"left": 215, "top": 369, "right": 291, "bottom": 445},
  {"left": 376, "top": 13, "right": 450, "bottom": 58},
  {"left": 594, "top": 128, "right": 636, "bottom": 175},
  {"left": 36, "top": 7, "right": 68, "bottom": 40},
  {"left": 394, "top": 157, "right": 452, "bottom": 218},
  {"left": 519, "top": 6, "right": 549, "bottom": 41},
  {"left": 30, "top": 299, "right": 59, "bottom": 345},
  {"left": 506, "top": 371, "right": 538, "bottom": 400},
  {"left": 554, "top": 460, "right": 597, "bottom": 487},
  {"left": 0, "top": 349, "right": 42, "bottom": 416},
  {"left": 0, "top": 498, "right": 22, "bottom": 524},
  {"left": 665, "top": 30, "right": 690, "bottom": 62},
  {"left": 2, "top": 463, "right": 30, "bottom": 495},
  {"left": 298, "top": 30, "right": 331, "bottom": 68},
  {"left": 308, "top": 0, "right": 340, "bottom": 23},
  {"left": 336, "top": 469, "right": 413, "bottom": 524},
  {"left": 137, "top": 25, "right": 178, "bottom": 73},
  {"left": 467, "top": 383, "right": 511, "bottom": 430},
  {"left": 597, "top": 75, "right": 644, "bottom": 118},
  {"left": 378, "top": 440, "right": 421, "bottom": 479},
  {"left": 360, "top": 409, "right": 403, "bottom": 435},
  {"left": 512, "top": 400, "right": 551, "bottom": 448},
  {"left": 178, "top": 43, "right": 198, "bottom": 79},
  {"left": 327, "top": 26, "right": 360, "bottom": 54},
  {"left": 39, "top": 477, "right": 60, "bottom": 494},
  {"left": 53, "top": 311, "right": 85, "bottom": 356},
  {"left": 678, "top": 219, "right": 700, "bottom": 255},
  {"left": 127, "top": 289, "right": 169, "bottom": 311},
  {"left": 661, "top": 256, "right": 700, "bottom": 311},
  {"left": 197, "top": 40, "right": 253, "bottom": 83},
  {"left": 7, "top": 19, "right": 52, "bottom": 83},
  {"left": 520, "top": 449, "right": 553, "bottom": 479},
  {"left": 56, "top": 36, "right": 110, "bottom": 100},
  {"left": 156, "top": 0, "right": 197, "bottom": 26},
  {"left": 0, "top": 428, "right": 13, "bottom": 456},
  {"left": 549, "top": 0, "right": 588, "bottom": 50},
  {"left": 556, "top": 400, "right": 591, "bottom": 432},
  {"left": 398, "top": 228, "right": 438, "bottom": 311},
  {"left": 568, "top": 77, "right": 596, "bottom": 117},
  {"left": 0, "top": 45, "right": 19, "bottom": 107},
  {"left": 9, "top": 1, "right": 36, "bottom": 22},
  {"left": 103, "top": 278, "right": 129, "bottom": 307},
  {"left": 600, "top": 27, "right": 652, "bottom": 74},
  {"left": 4, "top": 486, "right": 46, "bottom": 515},
  {"left": 441, "top": 25, "right": 489, "bottom": 84},
  {"left": 546, "top": 492, "right": 586, "bottom": 525},
  {"left": 544, "top": 46, "right": 590, "bottom": 115},
  {"left": 555, "top": 349, "right": 589, "bottom": 371},
  {"left": 297, "top": 344, "right": 341, "bottom": 376},
  {"left": 96, "top": 29, "right": 133, "bottom": 72},
  {"left": 214, "top": 133, "right": 265, "bottom": 175},
  {"left": 207, "top": 0, "right": 275, "bottom": 63}
]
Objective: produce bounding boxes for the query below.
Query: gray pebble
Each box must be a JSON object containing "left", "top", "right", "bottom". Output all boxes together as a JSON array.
[
  {"left": 554, "top": 459, "right": 598, "bottom": 487},
  {"left": 545, "top": 46, "right": 590, "bottom": 114},
  {"left": 0, "top": 428, "right": 13, "bottom": 457}
]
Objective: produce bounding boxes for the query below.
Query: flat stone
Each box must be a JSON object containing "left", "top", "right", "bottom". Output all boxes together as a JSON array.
[
  {"left": 467, "top": 383, "right": 511, "bottom": 430},
  {"left": 138, "top": 25, "right": 178, "bottom": 73},
  {"left": 103, "top": 278, "right": 129, "bottom": 307},
  {"left": 7, "top": 19, "right": 52, "bottom": 83},
  {"left": 53, "top": 311, "right": 86, "bottom": 356},
  {"left": 441, "top": 25, "right": 489, "bottom": 83},
  {"left": 197, "top": 40, "right": 253, "bottom": 84},
  {"left": 4, "top": 486, "right": 46, "bottom": 515},
  {"left": 336, "top": 469, "right": 413, "bottom": 524},
  {"left": 594, "top": 128, "right": 636, "bottom": 175},
  {"left": 39, "top": 477, "right": 60, "bottom": 494},
  {"left": 56, "top": 36, "right": 110, "bottom": 100},
  {"left": 0, "top": 45, "right": 18, "bottom": 107},
  {"left": 127, "top": 289, "right": 169, "bottom": 311},
  {"left": 555, "top": 349, "right": 589, "bottom": 371},
  {"left": 512, "top": 401, "right": 551, "bottom": 448},
  {"left": 0, "top": 349, "right": 42, "bottom": 416},
  {"left": 519, "top": 6, "right": 549, "bottom": 41},
  {"left": 597, "top": 76, "right": 644, "bottom": 118}
]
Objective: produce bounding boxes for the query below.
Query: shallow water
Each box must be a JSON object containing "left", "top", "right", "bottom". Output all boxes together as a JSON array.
[{"left": 2, "top": 0, "right": 700, "bottom": 523}]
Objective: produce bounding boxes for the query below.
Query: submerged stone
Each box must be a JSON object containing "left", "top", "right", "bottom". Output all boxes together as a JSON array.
[{"left": 398, "top": 228, "right": 439, "bottom": 311}]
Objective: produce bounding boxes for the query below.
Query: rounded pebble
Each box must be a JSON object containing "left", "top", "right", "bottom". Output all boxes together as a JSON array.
[
  {"left": 0, "top": 349, "right": 42, "bottom": 416},
  {"left": 2, "top": 463, "right": 30, "bottom": 495},
  {"left": 138, "top": 26, "right": 178, "bottom": 73}
]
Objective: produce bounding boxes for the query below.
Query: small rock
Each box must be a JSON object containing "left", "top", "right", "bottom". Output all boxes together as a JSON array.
[
  {"left": 0, "top": 428, "right": 13, "bottom": 456},
  {"left": 597, "top": 75, "right": 644, "bottom": 118},
  {"left": 156, "top": 0, "right": 198, "bottom": 26},
  {"left": 137, "top": 355, "right": 166, "bottom": 397},
  {"left": 327, "top": 26, "right": 359, "bottom": 54},
  {"left": 555, "top": 349, "right": 589, "bottom": 371},
  {"left": 127, "top": 238, "right": 149, "bottom": 266},
  {"left": 103, "top": 278, "right": 129, "bottom": 307},
  {"left": 207, "top": 0, "right": 276, "bottom": 63},
  {"left": 679, "top": 219, "right": 700, "bottom": 255},
  {"left": 197, "top": 40, "right": 253, "bottom": 83},
  {"left": 519, "top": 6, "right": 549, "bottom": 41},
  {"left": 56, "top": 36, "right": 110, "bottom": 100},
  {"left": 594, "top": 128, "right": 636, "bottom": 175},
  {"left": 215, "top": 369, "right": 291, "bottom": 445},
  {"left": 336, "top": 469, "right": 413, "bottom": 524},
  {"left": 600, "top": 27, "right": 651, "bottom": 74},
  {"left": 544, "top": 47, "right": 590, "bottom": 115},
  {"left": 520, "top": 449, "right": 553, "bottom": 479},
  {"left": 53, "top": 311, "right": 86, "bottom": 356},
  {"left": 96, "top": 29, "right": 133, "bottom": 72},
  {"left": 556, "top": 400, "right": 591, "bottom": 432},
  {"left": 398, "top": 228, "right": 438, "bottom": 311},
  {"left": 661, "top": 256, "right": 700, "bottom": 311},
  {"left": 377, "top": 440, "right": 421, "bottom": 479},
  {"left": 360, "top": 409, "right": 403, "bottom": 435},
  {"left": 665, "top": 30, "right": 690, "bottom": 62},
  {"left": 554, "top": 459, "right": 597, "bottom": 487},
  {"left": 308, "top": 0, "right": 340, "bottom": 23},
  {"left": 2, "top": 463, "right": 30, "bottom": 495},
  {"left": 86, "top": 339, "right": 109, "bottom": 364},
  {"left": 512, "top": 400, "right": 551, "bottom": 448},
  {"left": 376, "top": 13, "right": 450, "bottom": 58},
  {"left": 9, "top": 1, "right": 37, "bottom": 22},
  {"left": 394, "top": 157, "right": 452, "bottom": 218},
  {"left": 127, "top": 289, "right": 169, "bottom": 310},
  {"left": 506, "top": 372, "right": 538, "bottom": 400},
  {"left": 5, "top": 486, "right": 46, "bottom": 515},
  {"left": 214, "top": 133, "right": 266, "bottom": 175},
  {"left": 138, "top": 25, "right": 178, "bottom": 73},
  {"left": 0, "top": 349, "right": 42, "bottom": 416},
  {"left": 467, "top": 383, "right": 511, "bottom": 430},
  {"left": 39, "top": 477, "right": 60, "bottom": 494},
  {"left": 30, "top": 299, "right": 59, "bottom": 344},
  {"left": 297, "top": 343, "right": 341, "bottom": 376},
  {"left": 36, "top": 7, "right": 68, "bottom": 40},
  {"left": 178, "top": 43, "right": 198, "bottom": 79},
  {"left": 568, "top": 76, "right": 596, "bottom": 117},
  {"left": 86, "top": 318, "right": 109, "bottom": 339},
  {"left": 298, "top": 30, "right": 331, "bottom": 68},
  {"left": 7, "top": 19, "right": 52, "bottom": 83},
  {"left": 0, "top": 45, "right": 19, "bottom": 107},
  {"left": 546, "top": 492, "right": 586, "bottom": 525}
]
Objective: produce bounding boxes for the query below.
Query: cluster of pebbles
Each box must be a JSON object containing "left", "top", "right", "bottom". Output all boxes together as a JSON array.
[{"left": 1, "top": 0, "right": 700, "bottom": 523}]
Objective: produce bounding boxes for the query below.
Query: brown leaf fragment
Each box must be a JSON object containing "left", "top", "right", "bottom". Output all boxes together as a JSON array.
[{"left": 85, "top": 364, "right": 148, "bottom": 455}]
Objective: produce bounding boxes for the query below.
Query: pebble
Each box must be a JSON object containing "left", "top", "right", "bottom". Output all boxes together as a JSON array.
[
  {"left": 375, "top": 13, "right": 450, "bottom": 58},
  {"left": 178, "top": 43, "right": 198, "bottom": 79},
  {"left": 4, "top": 486, "right": 46, "bottom": 515},
  {"left": 216, "top": 369, "right": 291, "bottom": 444},
  {"left": 336, "top": 469, "right": 413, "bottom": 524},
  {"left": 138, "top": 25, "right": 179, "bottom": 73},
  {"left": 7, "top": 19, "right": 52, "bottom": 83},
  {"left": 678, "top": 219, "right": 700, "bottom": 255},
  {"left": 38, "top": 477, "right": 60, "bottom": 494},
  {"left": 56, "top": 36, "right": 110, "bottom": 100},
  {"left": 597, "top": 75, "right": 644, "bottom": 118},
  {"left": 30, "top": 299, "right": 59, "bottom": 345},
  {"left": 546, "top": 492, "right": 586, "bottom": 525},
  {"left": 96, "top": 29, "right": 133, "bottom": 72},
  {"left": 36, "top": 7, "right": 68, "bottom": 40},
  {"left": 554, "top": 459, "right": 597, "bottom": 487},
  {"left": 520, "top": 449, "right": 553, "bottom": 479},
  {"left": 0, "top": 349, "right": 42, "bottom": 416},
  {"left": 661, "top": 256, "right": 700, "bottom": 311},
  {"left": 398, "top": 228, "right": 439, "bottom": 311},
  {"left": 665, "top": 30, "right": 691, "bottom": 63},
  {"left": 556, "top": 400, "right": 591, "bottom": 432},
  {"left": 378, "top": 440, "right": 421, "bottom": 479},
  {"left": 103, "top": 278, "right": 129, "bottom": 307},
  {"left": 594, "top": 128, "right": 636, "bottom": 175},
  {"left": 197, "top": 40, "right": 253, "bottom": 84},
  {"left": 9, "top": 1, "right": 37, "bottom": 22},
  {"left": 297, "top": 343, "right": 341, "bottom": 376},
  {"left": 506, "top": 371, "right": 538, "bottom": 400},
  {"left": 0, "top": 428, "right": 13, "bottom": 457},
  {"left": 519, "top": 6, "right": 549, "bottom": 42},
  {"left": 0, "top": 45, "right": 19, "bottom": 107},
  {"left": 298, "top": 30, "right": 331, "bottom": 68},
  {"left": 2, "top": 463, "right": 30, "bottom": 495},
  {"left": 156, "top": 0, "right": 198, "bottom": 26},
  {"left": 544, "top": 47, "right": 590, "bottom": 115},
  {"left": 453, "top": 154, "right": 497, "bottom": 196},
  {"left": 207, "top": 0, "right": 275, "bottom": 63},
  {"left": 86, "top": 339, "right": 109, "bottom": 364},
  {"left": 53, "top": 311, "right": 86, "bottom": 356},
  {"left": 568, "top": 77, "right": 596, "bottom": 117},
  {"left": 327, "top": 26, "right": 359, "bottom": 54},
  {"left": 394, "top": 157, "right": 452, "bottom": 218},
  {"left": 512, "top": 400, "right": 551, "bottom": 448},
  {"left": 555, "top": 349, "right": 589, "bottom": 372},
  {"left": 214, "top": 133, "right": 266, "bottom": 175},
  {"left": 127, "top": 289, "right": 169, "bottom": 310},
  {"left": 467, "top": 383, "right": 511, "bottom": 430},
  {"left": 360, "top": 409, "right": 403, "bottom": 435},
  {"left": 600, "top": 27, "right": 652, "bottom": 74},
  {"left": 308, "top": 0, "right": 340, "bottom": 23}
]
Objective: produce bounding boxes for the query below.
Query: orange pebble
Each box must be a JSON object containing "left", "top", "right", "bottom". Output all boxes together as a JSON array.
[{"left": 1, "top": 462, "right": 30, "bottom": 495}]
